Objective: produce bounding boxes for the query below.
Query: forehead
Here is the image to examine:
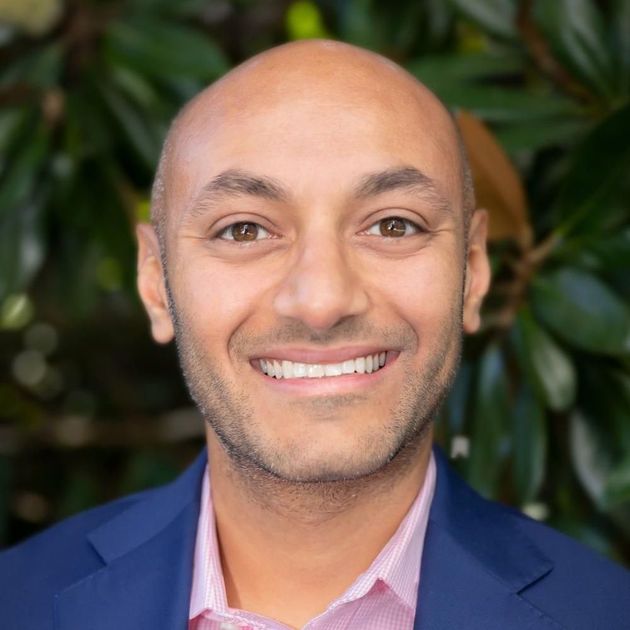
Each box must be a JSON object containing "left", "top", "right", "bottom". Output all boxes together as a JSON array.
[{"left": 165, "top": 57, "right": 461, "bottom": 223}]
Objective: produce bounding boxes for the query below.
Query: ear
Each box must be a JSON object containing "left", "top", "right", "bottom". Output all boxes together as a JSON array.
[
  {"left": 462, "top": 209, "right": 491, "bottom": 334},
  {"left": 136, "top": 223, "right": 175, "bottom": 344}
]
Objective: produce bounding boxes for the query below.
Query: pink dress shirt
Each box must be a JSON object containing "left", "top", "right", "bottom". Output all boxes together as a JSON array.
[{"left": 189, "top": 453, "right": 436, "bottom": 630}]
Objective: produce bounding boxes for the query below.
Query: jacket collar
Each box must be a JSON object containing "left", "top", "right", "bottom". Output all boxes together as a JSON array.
[
  {"left": 55, "top": 450, "right": 207, "bottom": 630},
  {"left": 55, "top": 446, "right": 558, "bottom": 630},
  {"left": 414, "top": 447, "right": 558, "bottom": 629}
]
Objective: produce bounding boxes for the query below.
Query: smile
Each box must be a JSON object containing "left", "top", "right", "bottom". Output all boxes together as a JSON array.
[{"left": 259, "top": 352, "right": 387, "bottom": 379}]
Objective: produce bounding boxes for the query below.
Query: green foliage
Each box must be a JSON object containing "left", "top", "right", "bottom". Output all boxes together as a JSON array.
[{"left": 0, "top": 0, "right": 628, "bottom": 565}]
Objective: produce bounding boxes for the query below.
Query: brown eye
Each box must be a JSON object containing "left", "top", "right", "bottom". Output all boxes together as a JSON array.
[
  {"left": 232, "top": 222, "right": 258, "bottom": 241},
  {"left": 217, "top": 222, "right": 271, "bottom": 242},
  {"left": 366, "top": 217, "right": 420, "bottom": 238}
]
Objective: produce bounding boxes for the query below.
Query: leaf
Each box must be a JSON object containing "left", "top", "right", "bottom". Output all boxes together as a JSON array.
[
  {"left": 0, "top": 199, "right": 46, "bottom": 301},
  {"left": 611, "top": 0, "right": 630, "bottom": 96},
  {"left": 570, "top": 411, "right": 610, "bottom": 508},
  {"left": 407, "top": 51, "right": 525, "bottom": 86},
  {"left": 466, "top": 344, "right": 509, "bottom": 497},
  {"left": 554, "top": 103, "right": 630, "bottom": 234},
  {"left": 577, "top": 227, "right": 630, "bottom": 273},
  {"left": 98, "top": 84, "right": 162, "bottom": 169},
  {"left": 456, "top": 110, "right": 532, "bottom": 247},
  {"left": 605, "top": 454, "right": 630, "bottom": 507},
  {"left": 513, "top": 307, "right": 576, "bottom": 411},
  {"left": 286, "top": 1, "right": 330, "bottom": 40},
  {"left": 532, "top": 268, "right": 630, "bottom": 356},
  {"left": 495, "top": 116, "right": 586, "bottom": 153},
  {"left": 449, "top": 0, "right": 518, "bottom": 40},
  {"left": 106, "top": 18, "right": 229, "bottom": 83},
  {"left": 512, "top": 384, "right": 547, "bottom": 503},
  {"left": 533, "top": 0, "right": 616, "bottom": 98}
]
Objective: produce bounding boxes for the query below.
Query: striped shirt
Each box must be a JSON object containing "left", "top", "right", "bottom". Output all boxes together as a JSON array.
[{"left": 189, "top": 453, "right": 436, "bottom": 630}]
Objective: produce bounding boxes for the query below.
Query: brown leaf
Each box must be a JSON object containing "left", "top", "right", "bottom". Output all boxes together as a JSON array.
[{"left": 456, "top": 110, "right": 533, "bottom": 249}]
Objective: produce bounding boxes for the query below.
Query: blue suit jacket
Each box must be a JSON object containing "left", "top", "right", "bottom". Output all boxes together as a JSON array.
[{"left": 1, "top": 447, "right": 629, "bottom": 629}]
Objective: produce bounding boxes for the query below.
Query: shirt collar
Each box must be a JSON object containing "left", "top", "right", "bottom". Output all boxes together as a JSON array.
[{"left": 189, "top": 452, "right": 437, "bottom": 619}]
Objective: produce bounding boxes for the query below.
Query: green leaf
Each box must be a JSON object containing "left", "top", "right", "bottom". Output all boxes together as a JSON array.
[
  {"left": 449, "top": 0, "right": 518, "bottom": 40},
  {"left": 532, "top": 268, "right": 630, "bottom": 356},
  {"left": 106, "top": 18, "right": 229, "bottom": 83},
  {"left": 286, "top": 1, "right": 330, "bottom": 40},
  {"left": 513, "top": 307, "right": 576, "bottom": 411},
  {"left": 98, "top": 83, "right": 162, "bottom": 169},
  {"left": 605, "top": 454, "right": 630, "bottom": 507},
  {"left": 570, "top": 411, "right": 609, "bottom": 508},
  {"left": 0, "top": 198, "right": 46, "bottom": 301},
  {"left": 611, "top": 0, "right": 630, "bottom": 96},
  {"left": 582, "top": 228, "right": 630, "bottom": 272},
  {"left": 533, "top": 0, "right": 615, "bottom": 98},
  {"left": 554, "top": 103, "right": 630, "bottom": 234},
  {"left": 495, "top": 116, "right": 586, "bottom": 153},
  {"left": 407, "top": 51, "right": 524, "bottom": 85},
  {"left": 466, "top": 344, "right": 509, "bottom": 497},
  {"left": 512, "top": 384, "right": 547, "bottom": 503}
]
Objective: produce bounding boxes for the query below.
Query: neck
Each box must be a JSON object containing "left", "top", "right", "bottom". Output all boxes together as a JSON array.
[{"left": 206, "top": 429, "right": 433, "bottom": 627}]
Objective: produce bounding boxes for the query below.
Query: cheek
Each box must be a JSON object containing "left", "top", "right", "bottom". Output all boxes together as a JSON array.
[
  {"left": 370, "top": 248, "right": 463, "bottom": 332},
  {"left": 176, "top": 260, "right": 271, "bottom": 350}
]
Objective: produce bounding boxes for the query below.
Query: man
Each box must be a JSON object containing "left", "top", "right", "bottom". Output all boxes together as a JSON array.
[{"left": 1, "top": 39, "right": 628, "bottom": 630}]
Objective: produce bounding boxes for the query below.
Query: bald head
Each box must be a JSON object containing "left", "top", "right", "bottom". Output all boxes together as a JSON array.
[{"left": 150, "top": 39, "right": 475, "bottom": 248}]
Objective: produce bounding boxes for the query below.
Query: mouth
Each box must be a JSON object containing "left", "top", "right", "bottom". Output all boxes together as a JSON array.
[{"left": 256, "top": 350, "right": 396, "bottom": 379}]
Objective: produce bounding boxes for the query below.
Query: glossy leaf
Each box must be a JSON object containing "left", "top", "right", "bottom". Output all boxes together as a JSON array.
[
  {"left": 532, "top": 268, "right": 630, "bottom": 356},
  {"left": 513, "top": 307, "right": 576, "bottom": 411},
  {"left": 533, "top": 0, "right": 615, "bottom": 97},
  {"left": 570, "top": 411, "right": 611, "bottom": 509},
  {"left": 106, "top": 18, "right": 229, "bottom": 83},
  {"left": 554, "top": 103, "right": 630, "bottom": 234},
  {"left": 449, "top": 0, "right": 517, "bottom": 40},
  {"left": 611, "top": 0, "right": 630, "bottom": 95},
  {"left": 466, "top": 344, "right": 509, "bottom": 497},
  {"left": 605, "top": 455, "right": 630, "bottom": 507},
  {"left": 512, "top": 384, "right": 546, "bottom": 503}
]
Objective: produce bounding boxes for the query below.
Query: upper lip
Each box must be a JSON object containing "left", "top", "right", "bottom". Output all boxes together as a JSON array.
[{"left": 251, "top": 346, "right": 394, "bottom": 364}]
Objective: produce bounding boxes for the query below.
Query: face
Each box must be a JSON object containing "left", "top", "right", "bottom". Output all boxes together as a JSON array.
[{"left": 138, "top": 55, "right": 490, "bottom": 483}]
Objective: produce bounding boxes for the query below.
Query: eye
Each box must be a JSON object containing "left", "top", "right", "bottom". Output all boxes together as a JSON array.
[
  {"left": 216, "top": 222, "right": 272, "bottom": 242},
  {"left": 365, "top": 217, "right": 422, "bottom": 238}
]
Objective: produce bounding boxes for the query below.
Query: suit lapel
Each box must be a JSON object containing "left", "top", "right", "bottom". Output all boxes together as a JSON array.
[
  {"left": 415, "top": 448, "right": 561, "bottom": 630},
  {"left": 55, "top": 451, "right": 207, "bottom": 630}
]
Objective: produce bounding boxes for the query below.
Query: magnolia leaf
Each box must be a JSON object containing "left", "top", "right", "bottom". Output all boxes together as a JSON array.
[
  {"left": 456, "top": 110, "right": 532, "bottom": 248},
  {"left": 512, "top": 385, "right": 547, "bottom": 503},
  {"left": 513, "top": 307, "right": 576, "bottom": 412}
]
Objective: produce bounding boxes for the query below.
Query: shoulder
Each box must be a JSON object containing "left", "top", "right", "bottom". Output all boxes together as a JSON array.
[
  {"left": 431, "top": 450, "right": 630, "bottom": 629},
  {"left": 510, "top": 509, "right": 630, "bottom": 622},
  {"left": 0, "top": 489, "right": 155, "bottom": 628}
]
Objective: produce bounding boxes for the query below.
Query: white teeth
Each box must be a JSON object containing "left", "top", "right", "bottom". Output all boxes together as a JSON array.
[
  {"left": 282, "top": 360, "right": 294, "bottom": 378},
  {"left": 342, "top": 360, "right": 355, "bottom": 374},
  {"left": 324, "top": 363, "right": 343, "bottom": 376},
  {"left": 260, "top": 352, "right": 387, "bottom": 379},
  {"left": 307, "top": 364, "right": 324, "bottom": 378}
]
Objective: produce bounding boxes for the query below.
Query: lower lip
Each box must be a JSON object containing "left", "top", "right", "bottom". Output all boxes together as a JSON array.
[{"left": 252, "top": 353, "right": 399, "bottom": 396}]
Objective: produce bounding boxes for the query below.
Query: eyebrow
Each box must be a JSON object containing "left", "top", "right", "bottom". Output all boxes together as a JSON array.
[
  {"left": 354, "top": 166, "right": 452, "bottom": 215},
  {"left": 185, "top": 165, "right": 451, "bottom": 220},
  {"left": 185, "top": 169, "right": 288, "bottom": 220}
]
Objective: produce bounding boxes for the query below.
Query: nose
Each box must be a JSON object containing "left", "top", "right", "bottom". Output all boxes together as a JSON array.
[{"left": 272, "top": 234, "right": 370, "bottom": 333}]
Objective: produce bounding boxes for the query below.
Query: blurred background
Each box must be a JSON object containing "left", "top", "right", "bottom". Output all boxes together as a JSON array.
[{"left": 0, "top": 0, "right": 628, "bottom": 565}]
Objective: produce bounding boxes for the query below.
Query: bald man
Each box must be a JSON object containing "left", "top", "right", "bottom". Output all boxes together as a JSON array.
[{"left": 1, "top": 40, "right": 628, "bottom": 630}]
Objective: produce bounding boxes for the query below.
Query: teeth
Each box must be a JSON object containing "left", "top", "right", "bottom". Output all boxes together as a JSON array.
[{"left": 259, "top": 352, "right": 387, "bottom": 379}]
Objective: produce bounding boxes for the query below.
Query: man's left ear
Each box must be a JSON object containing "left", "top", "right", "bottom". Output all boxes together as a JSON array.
[{"left": 463, "top": 209, "right": 491, "bottom": 334}]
